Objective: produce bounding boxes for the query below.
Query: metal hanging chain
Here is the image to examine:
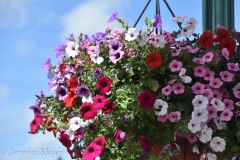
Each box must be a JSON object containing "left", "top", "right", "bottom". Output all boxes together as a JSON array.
[{"left": 133, "top": 0, "right": 182, "bottom": 33}]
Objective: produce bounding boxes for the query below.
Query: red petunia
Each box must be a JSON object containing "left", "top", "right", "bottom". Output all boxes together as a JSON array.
[
  {"left": 138, "top": 90, "right": 156, "bottom": 110},
  {"left": 146, "top": 52, "right": 163, "bottom": 68},
  {"left": 103, "top": 100, "right": 115, "bottom": 114},
  {"left": 83, "top": 143, "right": 102, "bottom": 160},
  {"left": 30, "top": 116, "right": 41, "bottom": 134},
  {"left": 140, "top": 136, "right": 152, "bottom": 152},
  {"left": 59, "top": 132, "right": 72, "bottom": 148},
  {"left": 215, "top": 29, "right": 231, "bottom": 42},
  {"left": 66, "top": 76, "right": 80, "bottom": 91},
  {"left": 96, "top": 77, "right": 112, "bottom": 94},
  {"left": 64, "top": 91, "right": 78, "bottom": 108},
  {"left": 219, "top": 38, "right": 236, "bottom": 53},
  {"left": 93, "top": 94, "right": 107, "bottom": 109},
  {"left": 80, "top": 102, "right": 97, "bottom": 120},
  {"left": 199, "top": 32, "right": 214, "bottom": 48},
  {"left": 93, "top": 136, "right": 106, "bottom": 151},
  {"left": 59, "top": 61, "right": 66, "bottom": 77}
]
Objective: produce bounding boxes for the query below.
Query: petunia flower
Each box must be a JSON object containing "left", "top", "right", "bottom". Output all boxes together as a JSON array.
[
  {"left": 69, "top": 117, "right": 81, "bottom": 131},
  {"left": 154, "top": 35, "right": 166, "bottom": 48},
  {"left": 146, "top": 52, "right": 162, "bottom": 68},
  {"left": 138, "top": 90, "right": 156, "bottom": 110},
  {"left": 188, "top": 119, "right": 201, "bottom": 133},
  {"left": 103, "top": 100, "right": 115, "bottom": 114},
  {"left": 207, "top": 153, "right": 217, "bottom": 160},
  {"left": 227, "top": 63, "right": 239, "bottom": 72},
  {"left": 53, "top": 44, "right": 66, "bottom": 58},
  {"left": 157, "top": 113, "right": 168, "bottom": 122},
  {"left": 42, "top": 57, "right": 52, "bottom": 72},
  {"left": 83, "top": 143, "right": 102, "bottom": 160},
  {"left": 107, "top": 11, "right": 118, "bottom": 23},
  {"left": 90, "top": 50, "right": 104, "bottom": 64},
  {"left": 66, "top": 41, "right": 79, "bottom": 57},
  {"left": 221, "top": 48, "right": 229, "bottom": 60},
  {"left": 220, "top": 71, "right": 234, "bottom": 82},
  {"left": 76, "top": 85, "right": 91, "bottom": 98},
  {"left": 213, "top": 116, "right": 227, "bottom": 130},
  {"left": 162, "top": 85, "right": 172, "bottom": 96},
  {"left": 209, "top": 78, "right": 223, "bottom": 89},
  {"left": 207, "top": 106, "right": 217, "bottom": 119},
  {"left": 179, "top": 68, "right": 192, "bottom": 83},
  {"left": 80, "top": 102, "right": 97, "bottom": 120},
  {"left": 125, "top": 28, "right": 139, "bottom": 41},
  {"left": 30, "top": 116, "right": 41, "bottom": 134},
  {"left": 154, "top": 99, "right": 168, "bottom": 116},
  {"left": 152, "top": 14, "right": 162, "bottom": 28},
  {"left": 113, "top": 129, "right": 126, "bottom": 142},
  {"left": 109, "top": 50, "right": 124, "bottom": 64},
  {"left": 140, "top": 136, "right": 151, "bottom": 152},
  {"left": 210, "top": 137, "right": 226, "bottom": 152},
  {"left": 169, "top": 60, "right": 182, "bottom": 72},
  {"left": 96, "top": 77, "right": 112, "bottom": 94},
  {"left": 185, "top": 17, "right": 197, "bottom": 27},
  {"left": 172, "top": 15, "right": 187, "bottom": 23},
  {"left": 202, "top": 52, "right": 214, "bottom": 63},
  {"left": 192, "top": 95, "right": 209, "bottom": 109},
  {"left": 186, "top": 134, "right": 197, "bottom": 143},
  {"left": 136, "top": 31, "right": 150, "bottom": 46},
  {"left": 191, "top": 107, "right": 208, "bottom": 122},
  {"left": 220, "top": 109, "right": 233, "bottom": 121},
  {"left": 199, "top": 32, "right": 214, "bottom": 48},
  {"left": 168, "top": 111, "right": 181, "bottom": 122},
  {"left": 211, "top": 98, "right": 225, "bottom": 111},
  {"left": 199, "top": 126, "right": 212, "bottom": 143},
  {"left": 172, "top": 83, "right": 184, "bottom": 94},
  {"left": 181, "top": 24, "right": 195, "bottom": 38}
]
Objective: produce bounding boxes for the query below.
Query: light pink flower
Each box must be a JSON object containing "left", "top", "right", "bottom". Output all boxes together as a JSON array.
[
  {"left": 87, "top": 45, "right": 99, "bottom": 54},
  {"left": 192, "top": 57, "right": 204, "bottom": 64},
  {"left": 221, "top": 89, "right": 230, "bottom": 99},
  {"left": 221, "top": 48, "right": 229, "bottom": 60},
  {"left": 188, "top": 47, "right": 199, "bottom": 54},
  {"left": 207, "top": 106, "right": 217, "bottom": 119},
  {"left": 234, "top": 91, "right": 240, "bottom": 99},
  {"left": 235, "top": 101, "right": 240, "bottom": 107},
  {"left": 220, "top": 109, "right": 233, "bottom": 121},
  {"left": 162, "top": 85, "right": 172, "bottom": 96},
  {"left": 209, "top": 78, "right": 223, "bottom": 89},
  {"left": 186, "top": 134, "right": 197, "bottom": 143},
  {"left": 204, "top": 68, "right": 215, "bottom": 81},
  {"left": 170, "top": 49, "right": 181, "bottom": 56},
  {"left": 169, "top": 60, "right": 182, "bottom": 72},
  {"left": 227, "top": 63, "right": 239, "bottom": 72},
  {"left": 111, "top": 28, "right": 123, "bottom": 36},
  {"left": 172, "top": 83, "right": 184, "bottom": 94},
  {"left": 217, "top": 23, "right": 226, "bottom": 29},
  {"left": 220, "top": 71, "right": 234, "bottom": 82},
  {"left": 168, "top": 79, "right": 176, "bottom": 84},
  {"left": 202, "top": 52, "right": 214, "bottom": 63},
  {"left": 194, "top": 66, "right": 206, "bottom": 77},
  {"left": 212, "top": 90, "right": 222, "bottom": 101},
  {"left": 80, "top": 40, "right": 90, "bottom": 49},
  {"left": 191, "top": 82, "right": 205, "bottom": 94},
  {"left": 157, "top": 113, "right": 169, "bottom": 122},
  {"left": 201, "top": 88, "right": 213, "bottom": 100},
  {"left": 223, "top": 99, "right": 234, "bottom": 110},
  {"left": 168, "top": 111, "right": 181, "bottom": 122}
]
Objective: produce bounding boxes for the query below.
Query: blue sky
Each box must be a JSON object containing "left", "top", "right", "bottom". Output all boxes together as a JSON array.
[{"left": 0, "top": 0, "right": 239, "bottom": 160}]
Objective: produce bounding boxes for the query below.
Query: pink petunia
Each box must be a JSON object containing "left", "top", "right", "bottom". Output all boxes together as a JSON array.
[
  {"left": 194, "top": 66, "right": 206, "bottom": 77},
  {"left": 221, "top": 48, "right": 229, "bottom": 60},
  {"left": 234, "top": 91, "right": 240, "bottom": 99},
  {"left": 204, "top": 68, "right": 215, "bottom": 81},
  {"left": 221, "top": 89, "right": 230, "bottom": 99},
  {"left": 227, "top": 63, "right": 239, "bottom": 72},
  {"left": 172, "top": 83, "right": 184, "bottom": 94},
  {"left": 207, "top": 106, "right": 217, "bottom": 119},
  {"left": 192, "top": 57, "right": 204, "bottom": 64},
  {"left": 191, "top": 82, "right": 205, "bottom": 94},
  {"left": 170, "top": 49, "right": 181, "bottom": 56},
  {"left": 220, "top": 109, "right": 233, "bottom": 121},
  {"left": 168, "top": 79, "right": 176, "bottom": 84},
  {"left": 201, "top": 88, "right": 213, "bottom": 100},
  {"left": 220, "top": 71, "right": 234, "bottom": 82},
  {"left": 162, "top": 85, "right": 172, "bottom": 96},
  {"left": 212, "top": 90, "right": 223, "bottom": 101},
  {"left": 235, "top": 101, "right": 240, "bottom": 107},
  {"left": 236, "top": 111, "right": 240, "bottom": 116},
  {"left": 169, "top": 60, "right": 182, "bottom": 72},
  {"left": 186, "top": 134, "right": 197, "bottom": 143},
  {"left": 209, "top": 78, "right": 223, "bottom": 89},
  {"left": 223, "top": 99, "right": 234, "bottom": 110},
  {"left": 86, "top": 45, "right": 99, "bottom": 54},
  {"left": 187, "top": 47, "right": 199, "bottom": 54},
  {"left": 111, "top": 28, "right": 123, "bottom": 36},
  {"left": 168, "top": 111, "right": 181, "bottom": 122},
  {"left": 202, "top": 52, "right": 214, "bottom": 63},
  {"left": 157, "top": 113, "right": 169, "bottom": 122}
]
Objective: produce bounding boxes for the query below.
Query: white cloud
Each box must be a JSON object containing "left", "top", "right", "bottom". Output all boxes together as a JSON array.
[
  {"left": 0, "top": 84, "right": 10, "bottom": 100},
  {"left": 61, "top": 0, "right": 130, "bottom": 39},
  {"left": 0, "top": 0, "right": 33, "bottom": 29}
]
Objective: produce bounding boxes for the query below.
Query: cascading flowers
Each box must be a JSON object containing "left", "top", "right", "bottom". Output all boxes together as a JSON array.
[{"left": 28, "top": 11, "right": 240, "bottom": 160}]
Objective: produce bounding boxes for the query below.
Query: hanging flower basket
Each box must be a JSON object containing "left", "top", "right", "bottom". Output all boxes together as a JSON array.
[{"left": 28, "top": 11, "right": 240, "bottom": 160}]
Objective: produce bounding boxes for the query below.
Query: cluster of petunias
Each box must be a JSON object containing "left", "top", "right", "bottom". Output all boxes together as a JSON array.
[{"left": 29, "top": 12, "right": 240, "bottom": 160}]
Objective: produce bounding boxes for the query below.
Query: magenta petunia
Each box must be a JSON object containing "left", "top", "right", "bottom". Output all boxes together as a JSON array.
[
  {"left": 157, "top": 113, "right": 168, "bottom": 122},
  {"left": 227, "top": 63, "right": 239, "bottom": 72},
  {"left": 93, "top": 94, "right": 107, "bottom": 109},
  {"left": 80, "top": 102, "right": 97, "bottom": 120},
  {"left": 113, "top": 129, "right": 126, "bottom": 142},
  {"left": 172, "top": 83, "right": 184, "bottom": 94},
  {"left": 140, "top": 136, "right": 152, "bottom": 152},
  {"left": 138, "top": 90, "right": 156, "bottom": 110},
  {"left": 168, "top": 111, "right": 181, "bottom": 122},
  {"left": 220, "top": 109, "right": 233, "bottom": 121},
  {"left": 191, "top": 82, "right": 205, "bottom": 94},
  {"left": 59, "top": 132, "right": 72, "bottom": 148},
  {"left": 194, "top": 65, "right": 206, "bottom": 77},
  {"left": 220, "top": 71, "right": 234, "bottom": 82},
  {"left": 202, "top": 52, "right": 214, "bottom": 63},
  {"left": 169, "top": 60, "right": 182, "bottom": 72},
  {"left": 207, "top": 106, "right": 217, "bottom": 119},
  {"left": 83, "top": 143, "right": 102, "bottom": 160},
  {"left": 223, "top": 99, "right": 234, "bottom": 110},
  {"left": 209, "top": 78, "right": 223, "bottom": 89},
  {"left": 96, "top": 77, "right": 112, "bottom": 94},
  {"left": 93, "top": 136, "right": 106, "bottom": 151},
  {"left": 162, "top": 85, "right": 172, "bottom": 96},
  {"left": 30, "top": 116, "right": 41, "bottom": 134},
  {"left": 103, "top": 100, "right": 115, "bottom": 114}
]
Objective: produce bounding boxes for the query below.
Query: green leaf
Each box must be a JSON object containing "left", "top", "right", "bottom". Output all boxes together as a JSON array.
[
  {"left": 236, "top": 130, "right": 240, "bottom": 142},
  {"left": 230, "top": 146, "right": 240, "bottom": 153},
  {"left": 119, "top": 103, "right": 127, "bottom": 109},
  {"left": 147, "top": 79, "right": 159, "bottom": 92}
]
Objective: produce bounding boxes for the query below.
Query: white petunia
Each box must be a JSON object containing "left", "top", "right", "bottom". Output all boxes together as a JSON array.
[
  {"left": 207, "top": 153, "right": 217, "bottom": 160},
  {"left": 213, "top": 116, "right": 227, "bottom": 130},
  {"left": 192, "top": 95, "right": 209, "bottom": 109},
  {"left": 232, "top": 83, "right": 240, "bottom": 92},
  {"left": 192, "top": 145, "right": 199, "bottom": 154},
  {"left": 211, "top": 98, "right": 225, "bottom": 111},
  {"left": 185, "top": 18, "right": 198, "bottom": 28},
  {"left": 125, "top": 28, "right": 139, "bottom": 41},
  {"left": 90, "top": 50, "right": 104, "bottom": 64},
  {"left": 210, "top": 137, "right": 226, "bottom": 152},
  {"left": 136, "top": 31, "right": 149, "bottom": 46},
  {"left": 181, "top": 24, "right": 195, "bottom": 38},
  {"left": 69, "top": 117, "right": 81, "bottom": 131},
  {"left": 188, "top": 119, "right": 201, "bottom": 133},
  {"left": 191, "top": 107, "right": 208, "bottom": 123},
  {"left": 172, "top": 15, "right": 188, "bottom": 23},
  {"left": 154, "top": 99, "right": 168, "bottom": 116},
  {"left": 66, "top": 41, "right": 79, "bottom": 57},
  {"left": 179, "top": 68, "right": 192, "bottom": 83},
  {"left": 199, "top": 126, "right": 212, "bottom": 143},
  {"left": 82, "top": 95, "right": 93, "bottom": 103},
  {"left": 154, "top": 35, "right": 166, "bottom": 48},
  {"left": 80, "top": 119, "right": 91, "bottom": 128}
]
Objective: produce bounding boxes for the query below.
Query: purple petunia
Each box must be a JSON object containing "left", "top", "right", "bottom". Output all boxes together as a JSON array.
[
  {"left": 122, "top": 113, "right": 129, "bottom": 123},
  {"left": 107, "top": 11, "right": 118, "bottom": 23},
  {"left": 94, "top": 68, "right": 103, "bottom": 78},
  {"left": 65, "top": 33, "right": 75, "bottom": 44},
  {"left": 53, "top": 44, "right": 66, "bottom": 58},
  {"left": 153, "top": 14, "right": 162, "bottom": 28},
  {"left": 55, "top": 85, "right": 68, "bottom": 100},
  {"left": 109, "top": 50, "right": 124, "bottom": 64},
  {"left": 91, "top": 32, "right": 106, "bottom": 44},
  {"left": 29, "top": 104, "right": 42, "bottom": 117},
  {"left": 109, "top": 40, "right": 122, "bottom": 52},
  {"left": 76, "top": 85, "right": 91, "bottom": 98},
  {"left": 42, "top": 57, "right": 52, "bottom": 72}
]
